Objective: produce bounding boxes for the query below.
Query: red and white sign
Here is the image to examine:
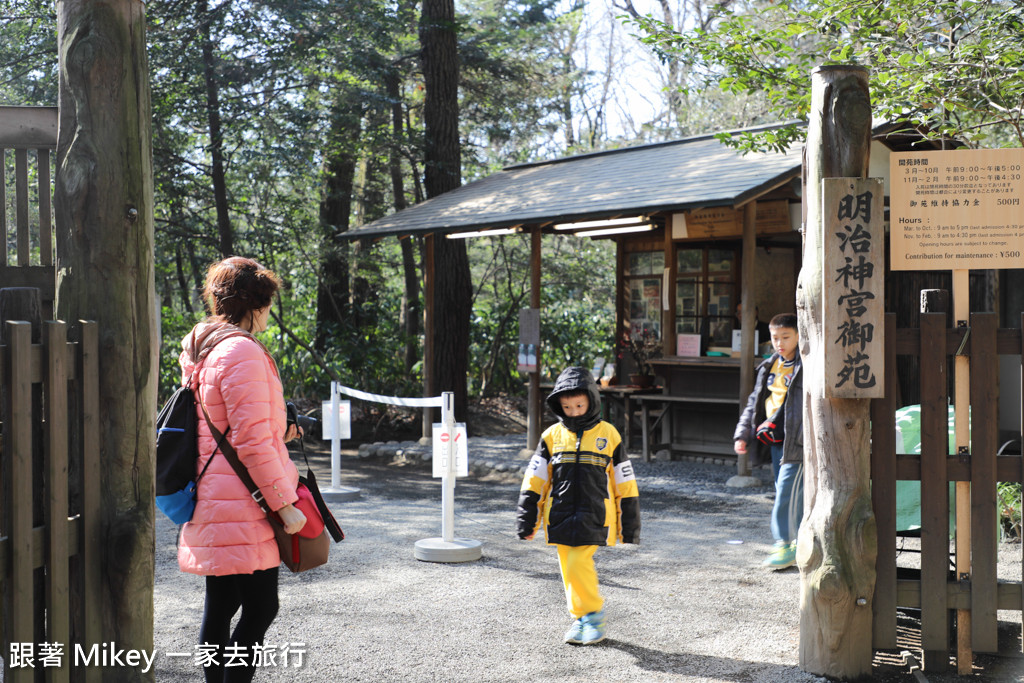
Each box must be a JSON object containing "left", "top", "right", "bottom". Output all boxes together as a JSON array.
[{"left": 432, "top": 423, "right": 468, "bottom": 478}]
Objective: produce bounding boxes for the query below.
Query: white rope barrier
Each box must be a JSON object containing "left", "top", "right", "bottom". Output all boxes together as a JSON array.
[
  {"left": 326, "top": 382, "right": 480, "bottom": 561},
  {"left": 334, "top": 383, "right": 443, "bottom": 408}
]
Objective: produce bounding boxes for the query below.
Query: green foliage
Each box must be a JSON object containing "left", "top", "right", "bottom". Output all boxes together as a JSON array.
[
  {"left": 0, "top": 0, "right": 57, "bottom": 105},
  {"left": 464, "top": 232, "right": 615, "bottom": 395},
  {"left": 6, "top": 0, "right": 622, "bottom": 413},
  {"left": 626, "top": 0, "right": 1024, "bottom": 151},
  {"left": 997, "top": 481, "right": 1022, "bottom": 540},
  {"left": 541, "top": 296, "right": 615, "bottom": 379},
  {"left": 539, "top": 236, "right": 616, "bottom": 379}
]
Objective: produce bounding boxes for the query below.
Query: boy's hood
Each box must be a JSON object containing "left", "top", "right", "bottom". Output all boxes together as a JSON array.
[{"left": 546, "top": 366, "right": 602, "bottom": 432}]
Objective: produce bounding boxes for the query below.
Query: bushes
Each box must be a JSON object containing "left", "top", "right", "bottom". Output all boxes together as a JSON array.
[{"left": 998, "top": 482, "right": 1022, "bottom": 541}]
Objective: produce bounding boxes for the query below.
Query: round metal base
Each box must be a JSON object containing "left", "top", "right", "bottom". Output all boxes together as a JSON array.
[
  {"left": 725, "top": 475, "right": 762, "bottom": 489},
  {"left": 319, "top": 486, "right": 362, "bottom": 502},
  {"left": 413, "top": 537, "right": 483, "bottom": 563}
]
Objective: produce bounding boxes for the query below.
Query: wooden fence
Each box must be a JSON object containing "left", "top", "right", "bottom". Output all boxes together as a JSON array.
[
  {"left": 0, "top": 320, "right": 101, "bottom": 682},
  {"left": 871, "top": 312, "right": 1023, "bottom": 669},
  {"left": 1, "top": 105, "right": 105, "bottom": 682},
  {"left": 1, "top": 106, "right": 58, "bottom": 318}
]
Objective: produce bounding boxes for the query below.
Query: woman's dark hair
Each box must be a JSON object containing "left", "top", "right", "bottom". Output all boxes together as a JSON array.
[{"left": 203, "top": 256, "right": 281, "bottom": 325}]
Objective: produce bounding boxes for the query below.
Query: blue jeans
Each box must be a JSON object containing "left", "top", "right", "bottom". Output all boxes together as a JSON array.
[{"left": 770, "top": 443, "right": 804, "bottom": 544}]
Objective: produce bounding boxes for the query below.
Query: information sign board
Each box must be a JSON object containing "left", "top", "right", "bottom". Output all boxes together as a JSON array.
[
  {"left": 890, "top": 148, "right": 1024, "bottom": 270},
  {"left": 321, "top": 399, "right": 351, "bottom": 440}
]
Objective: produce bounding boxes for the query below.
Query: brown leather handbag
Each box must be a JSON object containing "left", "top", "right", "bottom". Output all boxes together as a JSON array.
[{"left": 200, "top": 405, "right": 341, "bottom": 572}]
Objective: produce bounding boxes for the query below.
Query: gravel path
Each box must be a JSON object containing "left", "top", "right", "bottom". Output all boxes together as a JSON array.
[{"left": 150, "top": 435, "right": 1023, "bottom": 682}]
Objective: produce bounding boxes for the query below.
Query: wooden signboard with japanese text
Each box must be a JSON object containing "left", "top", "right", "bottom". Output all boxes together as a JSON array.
[
  {"left": 518, "top": 308, "right": 540, "bottom": 373},
  {"left": 890, "top": 148, "right": 1024, "bottom": 270},
  {"left": 822, "top": 178, "right": 885, "bottom": 398},
  {"left": 671, "top": 200, "right": 791, "bottom": 239}
]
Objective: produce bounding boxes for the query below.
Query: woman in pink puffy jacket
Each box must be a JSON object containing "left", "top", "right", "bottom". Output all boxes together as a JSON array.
[{"left": 177, "top": 256, "right": 306, "bottom": 682}]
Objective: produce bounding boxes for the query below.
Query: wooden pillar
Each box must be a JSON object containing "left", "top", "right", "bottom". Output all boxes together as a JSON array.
[
  {"left": 950, "top": 270, "right": 972, "bottom": 671},
  {"left": 663, "top": 220, "right": 675, "bottom": 358},
  {"left": 527, "top": 227, "right": 542, "bottom": 450},
  {"left": 797, "top": 65, "right": 875, "bottom": 679},
  {"left": 738, "top": 201, "right": 757, "bottom": 476},
  {"left": 54, "top": 0, "right": 156, "bottom": 674},
  {"left": 919, "top": 290, "right": 950, "bottom": 672},
  {"left": 422, "top": 234, "right": 436, "bottom": 439}
]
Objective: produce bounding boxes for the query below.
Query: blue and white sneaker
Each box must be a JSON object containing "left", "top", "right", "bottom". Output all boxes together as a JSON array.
[
  {"left": 579, "top": 610, "right": 607, "bottom": 645},
  {"left": 564, "top": 617, "right": 584, "bottom": 644},
  {"left": 762, "top": 541, "right": 796, "bottom": 570}
]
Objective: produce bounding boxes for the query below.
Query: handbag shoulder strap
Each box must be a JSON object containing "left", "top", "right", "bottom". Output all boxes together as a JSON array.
[{"left": 199, "top": 401, "right": 272, "bottom": 515}]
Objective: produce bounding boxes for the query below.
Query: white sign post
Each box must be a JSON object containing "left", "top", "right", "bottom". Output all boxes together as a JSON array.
[
  {"left": 328, "top": 384, "right": 482, "bottom": 563},
  {"left": 413, "top": 392, "right": 482, "bottom": 562},
  {"left": 319, "top": 382, "right": 360, "bottom": 502}
]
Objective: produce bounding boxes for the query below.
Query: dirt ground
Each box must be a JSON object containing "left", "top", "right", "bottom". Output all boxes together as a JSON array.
[
  {"left": 157, "top": 395, "right": 1021, "bottom": 682},
  {"left": 151, "top": 442, "right": 1024, "bottom": 682}
]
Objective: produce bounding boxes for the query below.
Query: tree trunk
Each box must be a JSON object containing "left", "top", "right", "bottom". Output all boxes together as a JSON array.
[
  {"left": 174, "top": 245, "right": 195, "bottom": 314},
  {"left": 386, "top": 69, "right": 421, "bottom": 374},
  {"left": 315, "top": 91, "right": 360, "bottom": 350},
  {"left": 197, "top": 0, "right": 233, "bottom": 257},
  {"left": 797, "top": 65, "right": 876, "bottom": 679},
  {"left": 420, "top": 0, "right": 470, "bottom": 420},
  {"left": 54, "top": 0, "right": 156, "bottom": 678}
]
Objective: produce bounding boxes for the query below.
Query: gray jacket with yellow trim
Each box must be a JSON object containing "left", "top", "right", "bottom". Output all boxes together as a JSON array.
[{"left": 516, "top": 367, "right": 640, "bottom": 546}]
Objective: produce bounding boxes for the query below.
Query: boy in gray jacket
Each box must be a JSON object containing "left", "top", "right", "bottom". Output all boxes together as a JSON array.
[{"left": 733, "top": 313, "right": 803, "bottom": 569}]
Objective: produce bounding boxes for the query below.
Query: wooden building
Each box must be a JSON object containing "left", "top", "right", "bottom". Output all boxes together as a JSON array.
[{"left": 346, "top": 121, "right": 999, "bottom": 460}]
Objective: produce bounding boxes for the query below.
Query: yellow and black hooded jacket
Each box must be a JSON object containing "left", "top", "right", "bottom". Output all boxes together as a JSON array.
[{"left": 516, "top": 367, "right": 640, "bottom": 546}]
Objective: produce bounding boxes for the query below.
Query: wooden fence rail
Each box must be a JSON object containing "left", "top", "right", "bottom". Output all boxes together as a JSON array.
[
  {"left": 0, "top": 320, "right": 101, "bottom": 682},
  {"left": 871, "top": 312, "right": 1023, "bottom": 670}
]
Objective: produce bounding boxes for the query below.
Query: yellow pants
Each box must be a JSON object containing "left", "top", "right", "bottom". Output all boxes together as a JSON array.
[{"left": 556, "top": 544, "right": 603, "bottom": 618}]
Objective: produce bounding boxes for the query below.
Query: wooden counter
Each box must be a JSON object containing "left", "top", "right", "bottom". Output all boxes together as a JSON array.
[{"left": 646, "top": 356, "right": 754, "bottom": 460}]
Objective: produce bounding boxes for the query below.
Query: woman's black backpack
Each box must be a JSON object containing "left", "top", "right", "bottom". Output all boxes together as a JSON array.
[
  {"left": 155, "top": 332, "right": 241, "bottom": 522},
  {"left": 155, "top": 385, "right": 198, "bottom": 495},
  {"left": 155, "top": 379, "right": 225, "bottom": 523}
]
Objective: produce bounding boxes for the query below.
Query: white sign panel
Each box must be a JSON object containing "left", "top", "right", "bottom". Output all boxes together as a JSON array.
[
  {"left": 731, "top": 329, "right": 758, "bottom": 352},
  {"left": 432, "top": 422, "right": 468, "bottom": 478},
  {"left": 321, "top": 400, "right": 351, "bottom": 440}
]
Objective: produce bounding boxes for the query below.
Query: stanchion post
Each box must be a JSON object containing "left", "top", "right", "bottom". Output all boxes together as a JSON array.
[
  {"left": 441, "top": 391, "right": 456, "bottom": 543},
  {"left": 331, "top": 380, "right": 341, "bottom": 490},
  {"left": 321, "top": 381, "right": 361, "bottom": 502}
]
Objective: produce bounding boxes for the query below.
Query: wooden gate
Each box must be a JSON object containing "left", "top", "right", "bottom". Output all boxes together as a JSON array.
[
  {"left": 1, "top": 104, "right": 104, "bottom": 682},
  {"left": 871, "top": 311, "right": 1023, "bottom": 669}
]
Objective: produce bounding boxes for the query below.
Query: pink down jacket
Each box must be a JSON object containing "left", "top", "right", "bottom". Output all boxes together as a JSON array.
[{"left": 176, "top": 322, "right": 299, "bottom": 576}]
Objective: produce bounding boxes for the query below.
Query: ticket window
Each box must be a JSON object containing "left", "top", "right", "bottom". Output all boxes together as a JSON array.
[{"left": 675, "top": 246, "right": 738, "bottom": 351}]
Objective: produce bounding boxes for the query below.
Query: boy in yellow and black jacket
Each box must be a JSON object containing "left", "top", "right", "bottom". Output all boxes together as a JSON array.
[{"left": 516, "top": 366, "right": 640, "bottom": 645}]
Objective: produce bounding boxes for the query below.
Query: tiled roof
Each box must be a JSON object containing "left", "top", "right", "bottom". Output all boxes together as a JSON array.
[{"left": 344, "top": 123, "right": 804, "bottom": 240}]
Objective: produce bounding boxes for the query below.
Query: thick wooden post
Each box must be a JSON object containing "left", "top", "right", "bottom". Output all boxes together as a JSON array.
[
  {"left": 527, "top": 227, "right": 541, "bottom": 450},
  {"left": 422, "top": 234, "right": 436, "bottom": 439},
  {"left": 53, "top": 0, "right": 156, "bottom": 678},
  {"left": 738, "top": 200, "right": 757, "bottom": 476},
  {"left": 797, "top": 65, "right": 876, "bottom": 679}
]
